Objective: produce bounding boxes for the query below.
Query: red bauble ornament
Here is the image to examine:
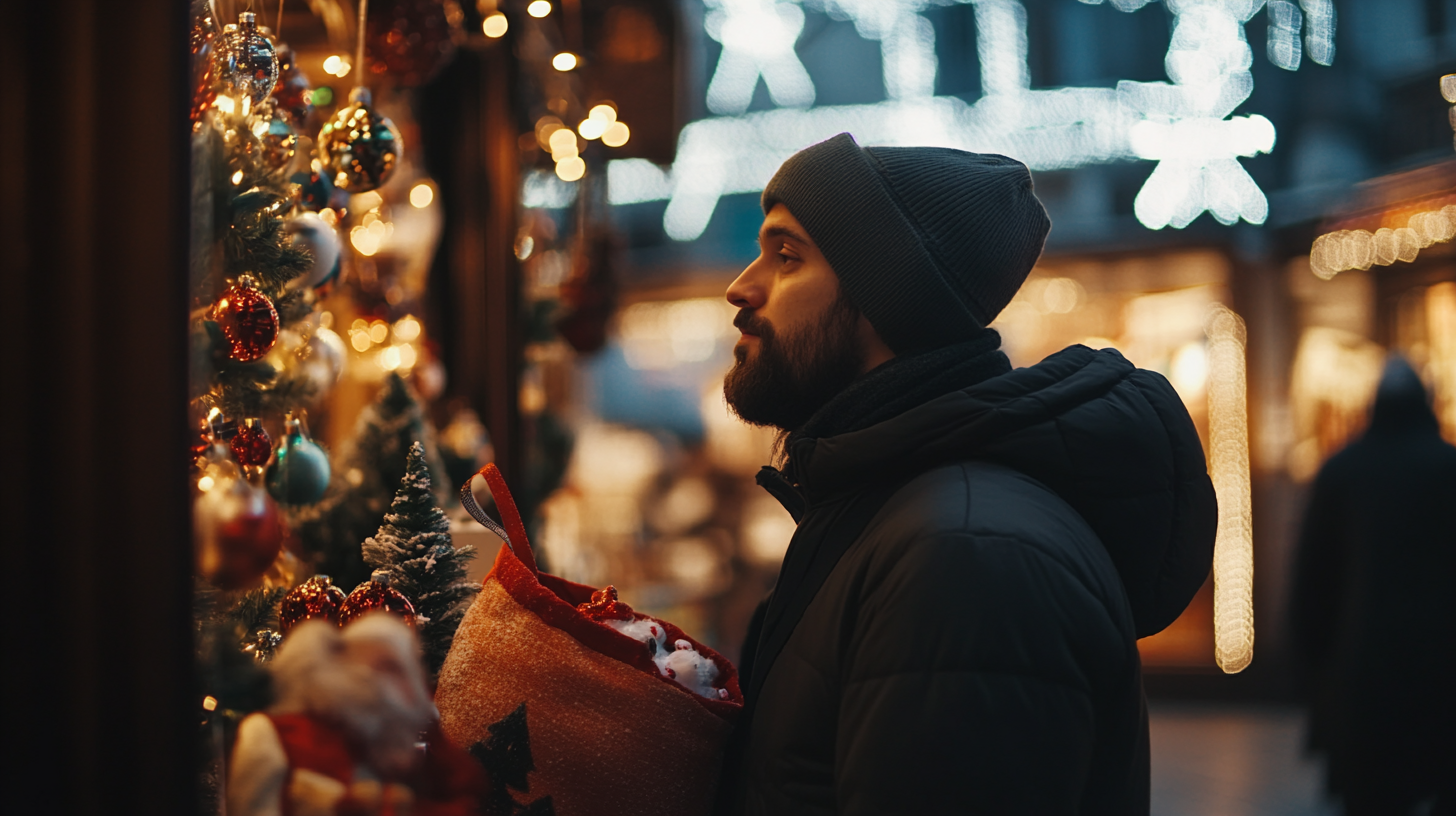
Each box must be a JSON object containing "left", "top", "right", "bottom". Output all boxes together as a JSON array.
[
  {"left": 195, "top": 462, "right": 285, "bottom": 590},
  {"left": 340, "top": 571, "right": 417, "bottom": 628},
  {"left": 576, "top": 585, "right": 634, "bottom": 622},
  {"left": 230, "top": 417, "right": 273, "bottom": 468},
  {"left": 213, "top": 275, "right": 279, "bottom": 362},
  {"left": 364, "top": 0, "right": 462, "bottom": 87},
  {"left": 279, "top": 575, "right": 348, "bottom": 634}
]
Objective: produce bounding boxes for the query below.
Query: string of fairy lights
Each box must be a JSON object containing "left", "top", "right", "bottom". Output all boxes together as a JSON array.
[{"left": 490, "top": 0, "right": 636, "bottom": 182}]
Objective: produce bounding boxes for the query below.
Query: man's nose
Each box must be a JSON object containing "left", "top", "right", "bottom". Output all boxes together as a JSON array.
[{"left": 726, "top": 264, "right": 765, "bottom": 309}]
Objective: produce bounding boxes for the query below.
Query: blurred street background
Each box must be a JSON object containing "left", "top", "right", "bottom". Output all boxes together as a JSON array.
[{"left": 7, "top": 0, "right": 1456, "bottom": 811}]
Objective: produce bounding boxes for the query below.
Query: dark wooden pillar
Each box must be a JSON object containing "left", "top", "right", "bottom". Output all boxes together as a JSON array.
[
  {"left": 1, "top": 0, "right": 194, "bottom": 811},
  {"left": 421, "top": 43, "right": 522, "bottom": 488}
]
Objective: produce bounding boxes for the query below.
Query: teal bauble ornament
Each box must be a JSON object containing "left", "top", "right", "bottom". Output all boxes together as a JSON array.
[{"left": 266, "top": 414, "right": 331, "bottom": 505}]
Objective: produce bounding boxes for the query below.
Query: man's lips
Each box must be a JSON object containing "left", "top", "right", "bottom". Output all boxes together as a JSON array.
[{"left": 733, "top": 310, "right": 766, "bottom": 338}]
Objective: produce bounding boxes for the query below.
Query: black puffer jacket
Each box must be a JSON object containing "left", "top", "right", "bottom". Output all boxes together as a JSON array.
[{"left": 728, "top": 346, "right": 1216, "bottom": 815}]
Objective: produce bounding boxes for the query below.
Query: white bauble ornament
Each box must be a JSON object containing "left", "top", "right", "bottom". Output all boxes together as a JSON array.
[
  {"left": 306, "top": 326, "right": 347, "bottom": 384},
  {"left": 284, "top": 212, "right": 342, "bottom": 290}
]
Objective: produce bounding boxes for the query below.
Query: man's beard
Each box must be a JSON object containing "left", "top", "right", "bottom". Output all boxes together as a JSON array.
[{"left": 724, "top": 291, "right": 866, "bottom": 432}]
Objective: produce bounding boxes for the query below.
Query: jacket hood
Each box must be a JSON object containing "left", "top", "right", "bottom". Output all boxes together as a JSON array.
[
  {"left": 1368, "top": 356, "right": 1440, "bottom": 436},
  {"left": 787, "top": 345, "right": 1217, "bottom": 639}
]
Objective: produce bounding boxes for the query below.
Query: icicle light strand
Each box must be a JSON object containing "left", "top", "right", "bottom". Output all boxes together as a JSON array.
[{"left": 1207, "top": 305, "right": 1254, "bottom": 674}]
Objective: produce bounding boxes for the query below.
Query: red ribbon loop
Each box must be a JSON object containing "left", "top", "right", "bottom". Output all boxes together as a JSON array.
[{"left": 459, "top": 463, "right": 538, "bottom": 577}]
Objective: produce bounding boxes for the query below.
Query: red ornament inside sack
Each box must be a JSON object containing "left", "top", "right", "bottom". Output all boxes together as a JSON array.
[{"left": 435, "top": 464, "right": 743, "bottom": 816}]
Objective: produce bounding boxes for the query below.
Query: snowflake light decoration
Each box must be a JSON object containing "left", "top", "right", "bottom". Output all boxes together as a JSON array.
[{"left": 523, "top": 0, "right": 1337, "bottom": 238}]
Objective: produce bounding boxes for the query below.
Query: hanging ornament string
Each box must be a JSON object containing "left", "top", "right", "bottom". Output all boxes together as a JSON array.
[
  {"left": 355, "top": 0, "right": 369, "bottom": 87},
  {"left": 276, "top": 0, "right": 285, "bottom": 40}
]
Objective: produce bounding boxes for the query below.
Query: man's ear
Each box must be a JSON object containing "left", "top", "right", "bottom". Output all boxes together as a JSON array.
[{"left": 857, "top": 314, "right": 895, "bottom": 373}]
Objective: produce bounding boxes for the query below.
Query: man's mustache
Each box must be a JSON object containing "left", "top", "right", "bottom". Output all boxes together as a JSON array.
[{"left": 734, "top": 309, "right": 775, "bottom": 340}]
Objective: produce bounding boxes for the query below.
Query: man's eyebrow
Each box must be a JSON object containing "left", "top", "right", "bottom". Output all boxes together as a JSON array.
[{"left": 760, "top": 224, "right": 812, "bottom": 246}]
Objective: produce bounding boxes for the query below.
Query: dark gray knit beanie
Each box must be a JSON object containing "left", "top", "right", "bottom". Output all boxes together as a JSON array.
[{"left": 761, "top": 132, "right": 1050, "bottom": 354}]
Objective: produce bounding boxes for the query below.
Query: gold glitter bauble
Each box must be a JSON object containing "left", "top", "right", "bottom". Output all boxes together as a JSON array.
[{"left": 317, "top": 88, "right": 402, "bottom": 194}]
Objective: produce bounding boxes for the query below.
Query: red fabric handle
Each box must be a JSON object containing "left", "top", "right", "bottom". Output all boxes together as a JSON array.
[{"left": 460, "top": 463, "right": 538, "bottom": 577}]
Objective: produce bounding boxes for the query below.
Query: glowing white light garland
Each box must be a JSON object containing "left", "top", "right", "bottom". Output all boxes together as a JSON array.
[
  {"left": 589, "top": 0, "right": 1334, "bottom": 237},
  {"left": 1309, "top": 205, "right": 1456, "bottom": 279}
]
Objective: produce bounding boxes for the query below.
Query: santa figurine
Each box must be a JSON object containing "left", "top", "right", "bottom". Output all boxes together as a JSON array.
[{"left": 228, "top": 613, "right": 486, "bottom": 816}]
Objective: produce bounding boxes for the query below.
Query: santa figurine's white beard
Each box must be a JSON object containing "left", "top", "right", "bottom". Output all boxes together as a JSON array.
[
  {"left": 309, "top": 658, "right": 435, "bottom": 777},
  {"left": 271, "top": 616, "right": 436, "bottom": 778}
]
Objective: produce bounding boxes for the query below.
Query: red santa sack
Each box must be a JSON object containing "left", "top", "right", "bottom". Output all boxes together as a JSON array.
[{"left": 435, "top": 465, "right": 743, "bottom": 816}]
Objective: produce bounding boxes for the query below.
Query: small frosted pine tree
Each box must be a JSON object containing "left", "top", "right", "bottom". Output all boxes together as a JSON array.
[
  {"left": 363, "top": 441, "right": 478, "bottom": 675},
  {"left": 291, "top": 372, "right": 451, "bottom": 588}
]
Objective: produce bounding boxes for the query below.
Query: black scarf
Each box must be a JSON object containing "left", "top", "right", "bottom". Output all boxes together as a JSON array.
[
  {"left": 791, "top": 328, "right": 1010, "bottom": 444},
  {"left": 758, "top": 328, "right": 1011, "bottom": 515}
]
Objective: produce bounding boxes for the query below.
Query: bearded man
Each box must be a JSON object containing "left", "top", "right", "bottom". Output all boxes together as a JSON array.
[{"left": 718, "top": 133, "right": 1216, "bottom": 815}]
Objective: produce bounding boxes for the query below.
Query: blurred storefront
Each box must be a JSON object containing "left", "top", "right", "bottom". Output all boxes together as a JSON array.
[
  {"left": 16, "top": 0, "right": 1456, "bottom": 806},
  {"left": 511, "top": 0, "right": 1456, "bottom": 693}
]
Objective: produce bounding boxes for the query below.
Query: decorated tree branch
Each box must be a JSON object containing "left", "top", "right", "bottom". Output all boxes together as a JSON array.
[{"left": 289, "top": 372, "right": 451, "bottom": 588}]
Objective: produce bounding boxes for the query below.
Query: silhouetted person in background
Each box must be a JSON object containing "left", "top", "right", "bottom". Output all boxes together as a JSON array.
[{"left": 1290, "top": 356, "right": 1456, "bottom": 816}]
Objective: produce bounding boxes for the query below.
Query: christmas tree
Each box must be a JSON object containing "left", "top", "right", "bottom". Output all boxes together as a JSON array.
[
  {"left": 363, "top": 442, "right": 478, "bottom": 675},
  {"left": 190, "top": 112, "right": 318, "bottom": 421},
  {"left": 290, "top": 372, "right": 452, "bottom": 588}
]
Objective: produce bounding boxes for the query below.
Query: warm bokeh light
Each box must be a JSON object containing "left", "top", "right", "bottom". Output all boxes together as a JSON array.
[
  {"left": 527, "top": 0, "right": 551, "bottom": 17},
  {"left": 350, "top": 329, "right": 373, "bottom": 352},
  {"left": 588, "top": 103, "right": 618, "bottom": 124},
  {"left": 379, "top": 345, "right": 402, "bottom": 371},
  {"left": 322, "top": 55, "right": 351, "bottom": 77},
  {"left": 197, "top": 475, "right": 216, "bottom": 492},
  {"left": 619, "top": 298, "right": 735, "bottom": 370},
  {"left": 578, "top": 118, "right": 607, "bottom": 140},
  {"left": 368, "top": 321, "right": 389, "bottom": 344},
  {"left": 1311, "top": 207, "right": 1456, "bottom": 279},
  {"left": 601, "top": 121, "right": 630, "bottom": 147},
  {"left": 409, "top": 183, "right": 434, "bottom": 208},
  {"left": 397, "top": 343, "right": 418, "bottom": 369},
  {"left": 742, "top": 493, "right": 796, "bottom": 566},
  {"left": 1207, "top": 305, "right": 1254, "bottom": 674},
  {"left": 393, "top": 315, "right": 422, "bottom": 341},
  {"left": 548, "top": 127, "right": 578, "bottom": 160},
  {"left": 202, "top": 696, "right": 218, "bottom": 712},
  {"left": 552, "top": 52, "right": 578, "bottom": 72},
  {"left": 350, "top": 225, "right": 381, "bottom": 256},
  {"left": 352, "top": 190, "right": 383, "bottom": 212},
  {"left": 231, "top": 170, "right": 244, "bottom": 185},
  {"left": 482, "top": 12, "right": 509, "bottom": 37},
  {"left": 555, "top": 156, "right": 585, "bottom": 182}
]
